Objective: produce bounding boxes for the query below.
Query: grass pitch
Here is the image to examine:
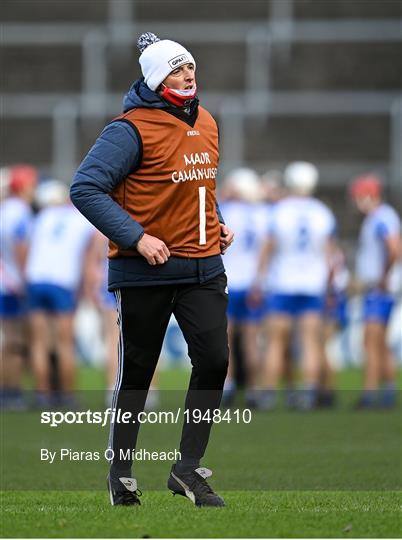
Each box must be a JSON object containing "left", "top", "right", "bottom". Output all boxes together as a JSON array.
[
  {"left": 1, "top": 367, "right": 401, "bottom": 538},
  {"left": 2, "top": 490, "right": 401, "bottom": 538}
]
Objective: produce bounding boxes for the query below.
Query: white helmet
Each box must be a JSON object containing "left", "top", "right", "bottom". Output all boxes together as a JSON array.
[
  {"left": 225, "top": 167, "right": 261, "bottom": 202},
  {"left": 284, "top": 162, "right": 319, "bottom": 195},
  {"left": 35, "top": 179, "right": 69, "bottom": 208}
]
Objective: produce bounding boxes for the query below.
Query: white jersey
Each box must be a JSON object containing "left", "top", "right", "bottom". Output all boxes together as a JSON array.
[
  {"left": 356, "top": 203, "right": 401, "bottom": 287},
  {"left": 0, "top": 196, "right": 33, "bottom": 295},
  {"left": 220, "top": 200, "right": 271, "bottom": 290},
  {"left": 268, "top": 196, "right": 336, "bottom": 295},
  {"left": 26, "top": 204, "right": 95, "bottom": 290}
]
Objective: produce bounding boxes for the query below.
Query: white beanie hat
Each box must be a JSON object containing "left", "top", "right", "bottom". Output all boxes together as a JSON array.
[{"left": 137, "top": 32, "right": 196, "bottom": 91}]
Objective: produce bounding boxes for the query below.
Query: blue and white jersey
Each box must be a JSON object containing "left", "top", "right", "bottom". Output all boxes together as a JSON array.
[
  {"left": 220, "top": 200, "right": 271, "bottom": 290},
  {"left": 0, "top": 196, "right": 33, "bottom": 295},
  {"left": 356, "top": 203, "right": 401, "bottom": 287},
  {"left": 267, "top": 196, "right": 336, "bottom": 295},
  {"left": 26, "top": 204, "right": 95, "bottom": 291}
]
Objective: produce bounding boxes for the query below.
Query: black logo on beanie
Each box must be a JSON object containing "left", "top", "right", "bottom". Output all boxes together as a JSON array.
[{"left": 168, "top": 54, "right": 188, "bottom": 69}]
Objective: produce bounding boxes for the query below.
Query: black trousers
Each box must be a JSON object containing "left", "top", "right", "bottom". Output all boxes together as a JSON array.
[{"left": 108, "top": 273, "right": 229, "bottom": 470}]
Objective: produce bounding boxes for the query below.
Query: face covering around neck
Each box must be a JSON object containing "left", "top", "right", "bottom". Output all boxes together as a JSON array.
[{"left": 160, "top": 84, "right": 197, "bottom": 107}]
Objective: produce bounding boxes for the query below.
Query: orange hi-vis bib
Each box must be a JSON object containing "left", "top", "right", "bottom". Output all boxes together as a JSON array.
[{"left": 109, "top": 106, "right": 221, "bottom": 258}]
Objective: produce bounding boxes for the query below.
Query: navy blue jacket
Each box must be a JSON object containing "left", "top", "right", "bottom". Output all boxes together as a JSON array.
[{"left": 70, "top": 79, "right": 225, "bottom": 289}]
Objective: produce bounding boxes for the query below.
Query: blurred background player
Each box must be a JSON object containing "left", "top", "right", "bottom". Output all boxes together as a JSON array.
[
  {"left": 25, "top": 180, "right": 96, "bottom": 406},
  {"left": 0, "top": 165, "right": 37, "bottom": 409},
  {"left": 320, "top": 244, "right": 350, "bottom": 407},
  {"left": 260, "top": 169, "right": 285, "bottom": 205},
  {"left": 350, "top": 174, "right": 401, "bottom": 408},
  {"left": 259, "top": 168, "right": 299, "bottom": 402},
  {"left": 255, "top": 161, "right": 337, "bottom": 410},
  {"left": 219, "top": 167, "right": 269, "bottom": 406},
  {"left": 83, "top": 231, "right": 119, "bottom": 406}
]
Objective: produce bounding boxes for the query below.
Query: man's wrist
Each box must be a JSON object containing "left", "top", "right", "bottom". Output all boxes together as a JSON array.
[{"left": 131, "top": 231, "right": 145, "bottom": 249}]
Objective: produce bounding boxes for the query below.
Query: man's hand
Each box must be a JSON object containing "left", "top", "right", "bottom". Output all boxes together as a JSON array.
[
  {"left": 220, "top": 224, "right": 234, "bottom": 254},
  {"left": 136, "top": 233, "right": 170, "bottom": 265}
]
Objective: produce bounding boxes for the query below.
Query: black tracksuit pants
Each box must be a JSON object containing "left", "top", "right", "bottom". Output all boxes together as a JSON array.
[{"left": 108, "top": 273, "right": 229, "bottom": 471}]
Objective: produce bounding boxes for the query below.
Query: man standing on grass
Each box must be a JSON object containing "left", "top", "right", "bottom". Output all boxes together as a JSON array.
[
  {"left": 253, "top": 162, "right": 337, "bottom": 410},
  {"left": 71, "top": 32, "right": 233, "bottom": 507},
  {"left": 350, "top": 174, "right": 401, "bottom": 408},
  {"left": 0, "top": 165, "right": 37, "bottom": 410}
]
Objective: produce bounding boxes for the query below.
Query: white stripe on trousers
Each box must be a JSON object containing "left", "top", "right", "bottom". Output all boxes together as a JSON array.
[{"left": 107, "top": 289, "right": 123, "bottom": 460}]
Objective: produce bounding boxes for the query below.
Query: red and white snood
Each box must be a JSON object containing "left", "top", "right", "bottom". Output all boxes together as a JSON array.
[{"left": 160, "top": 84, "right": 197, "bottom": 107}]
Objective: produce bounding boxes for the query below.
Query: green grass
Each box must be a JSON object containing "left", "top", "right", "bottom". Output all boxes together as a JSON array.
[
  {"left": 1, "top": 367, "right": 401, "bottom": 538},
  {"left": 2, "top": 490, "right": 401, "bottom": 538},
  {"left": 76, "top": 365, "right": 401, "bottom": 392}
]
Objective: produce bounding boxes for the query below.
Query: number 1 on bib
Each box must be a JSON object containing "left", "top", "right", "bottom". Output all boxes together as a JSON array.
[{"left": 199, "top": 186, "right": 206, "bottom": 245}]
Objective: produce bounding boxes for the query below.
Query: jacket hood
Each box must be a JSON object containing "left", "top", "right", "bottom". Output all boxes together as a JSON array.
[{"left": 123, "top": 78, "right": 168, "bottom": 112}]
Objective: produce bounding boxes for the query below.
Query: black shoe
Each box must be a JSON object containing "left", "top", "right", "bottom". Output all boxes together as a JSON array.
[
  {"left": 255, "top": 390, "right": 276, "bottom": 411},
  {"left": 168, "top": 465, "right": 225, "bottom": 507},
  {"left": 107, "top": 474, "right": 142, "bottom": 506},
  {"left": 353, "top": 398, "right": 376, "bottom": 410},
  {"left": 245, "top": 389, "right": 259, "bottom": 409},
  {"left": 353, "top": 392, "right": 378, "bottom": 410},
  {"left": 316, "top": 390, "right": 337, "bottom": 408}
]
